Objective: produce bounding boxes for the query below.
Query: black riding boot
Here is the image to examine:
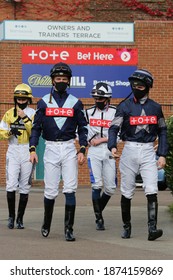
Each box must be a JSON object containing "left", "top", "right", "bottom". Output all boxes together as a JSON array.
[
  {"left": 7, "top": 191, "right": 16, "bottom": 229},
  {"left": 64, "top": 204, "right": 76, "bottom": 241},
  {"left": 100, "top": 192, "right": 111, "bottom": 212},
  {"left": 16, "top": 193, "right": 28, "bottom": 229},
  {"left": 92, "top": 199, "right": 105, "bottom": 230},
  {"left": 41, "top": 197, "right": 55, "bottom": 238},
  {"left": 147, "top": 194, "right": 163, "bottom": 241},
  {"left": 121, "top": 195, "right": 131, "bottom": 239}
]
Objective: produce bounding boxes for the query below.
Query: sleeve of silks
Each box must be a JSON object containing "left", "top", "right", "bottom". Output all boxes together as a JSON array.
[
  {"left": 156, "top": 105, "right": 169, "bottom": 158},
  {"left": 107, "top": 105, "right": 123, "bottom": 151},
  {"left": 0, "top": 111, "right": 11, "bottom": 140},
  {"left": 29, "top": 103, "right": 44, "bottom": 148},
  {"left": 76, "top": 100, "right": 88, "bottom": 148}
]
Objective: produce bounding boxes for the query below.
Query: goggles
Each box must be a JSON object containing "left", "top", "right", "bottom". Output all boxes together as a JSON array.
[
  {"left": 92, "top": 90, "right": 105, "bottom": 95},
  {"left": 51, "top": 66, "right": 72, "bottom": 76},
  {"left": 53, "top": 66, "right": 69, "bottom": 71},
  {"left": 14, "top": 90, "right": 30, "bottom": 96}
]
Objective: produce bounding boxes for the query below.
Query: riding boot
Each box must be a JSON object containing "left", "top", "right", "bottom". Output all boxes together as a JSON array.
[
  {"left": 92, "top": 199, "right": 105, "bottom": 230},
  {"left": 64, "top": 204, "right": 76, "bottom": 241},
  {"left": 100, "top": 192, "right": 111, "bottom": 212},
  {"left": 7, "top": 191, "right": 16, "bottom": 229},
  {"left": 121, "top": 195, "right": 131, "bottom": 239},
  {"left": 16, "top": 194, "right": 28, "bottom": 229},
  {"left": 41, "top": 197, "right": 55, "bottom": 238},
  {"left": 147, "top": 194, "right": 163, "bottom": 241}
]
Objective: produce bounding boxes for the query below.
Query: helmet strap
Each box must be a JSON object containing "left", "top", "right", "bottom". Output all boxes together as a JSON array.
[
  {"left": 14, "top": 107, "right": 17, "bottom": 117},
  {"left": 49, "top": 86, "right": 54, "bottom": 104},
  {"left": 13, "top": 99, "right": 17, "bottom": 117}
]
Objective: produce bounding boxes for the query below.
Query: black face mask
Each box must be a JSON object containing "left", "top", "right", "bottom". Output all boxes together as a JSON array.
[
  {"left": 54, "top": 82, "right": 68, "bottom": 93},
  {"left": 133, "top": 88, "right": 149, "bottom": 100},
  {"left": 96, "top": 101, "right": 106, "bottom": 110},
  {"left": 17, "top": 102, "right": 28, "bottom": 110}
]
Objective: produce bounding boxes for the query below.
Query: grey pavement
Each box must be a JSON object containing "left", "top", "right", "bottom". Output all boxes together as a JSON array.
[{"left": 0, "top": 186, "right": 173, "bottom": 260}]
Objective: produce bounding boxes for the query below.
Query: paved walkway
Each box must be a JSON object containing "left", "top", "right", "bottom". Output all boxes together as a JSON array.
[{"left": 0, "top": 187, "right": 173, "bottom": 260}]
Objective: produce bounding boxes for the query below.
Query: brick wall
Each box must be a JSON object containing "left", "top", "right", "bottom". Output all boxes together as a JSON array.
[{"left": 0, "top": 1, "right": 173, "bottom": 187}]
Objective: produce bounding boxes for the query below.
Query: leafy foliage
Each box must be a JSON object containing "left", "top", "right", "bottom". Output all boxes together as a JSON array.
[
  {"left": 168, "top": 203, "right": 173, "bottom": 215},
  {"left": 165, "top": 116, "right": 173, "bottom": 194}
]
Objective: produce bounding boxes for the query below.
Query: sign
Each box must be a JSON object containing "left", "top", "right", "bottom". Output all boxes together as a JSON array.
[
  {"left": 22, "top": 46, "right": 137, "bottom": 99},
  {"left": 22, "top": 64, "right": 137, "bottom": 98},
  {"left": 0, "top": 20, "right": 134, "bottom": 43},
  {"left": 22, "top": 46, "right": 138, "bottom": 65}
]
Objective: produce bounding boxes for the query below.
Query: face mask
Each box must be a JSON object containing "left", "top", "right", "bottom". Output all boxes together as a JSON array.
[
  {"left": 96, "top": 101, "right": 106, "bottom": 110},
  {"left": 17, "top": 102, "right": 28, "bottom": 110},
  {"left": 133, "top": 88, "right": 149, "bottom": 100},
  {"left": 54, "top": 82, "right": 68, "bottom": 93}
]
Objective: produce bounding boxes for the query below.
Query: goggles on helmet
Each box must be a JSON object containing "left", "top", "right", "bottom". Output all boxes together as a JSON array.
[
  {"left": 14, "top": 83, "right": 33, "bottom": 99},
  {"left": 50, "top": 65, "right": 72, "bottom": 78},
  {"left": 14, "top": 90, "right": 31, "bottom": 96},
  {"left": 129, "top": 69, "right": 153, "bottom": 88},
  {"left": 91, "top": 90, "right": 110, "bottom": 98},
  {"left": 54, "top": 66, "right": 69, "bottom": 71},
  {"left": 92, "top": 89, "right": 105, "bottom": 95},
  {"left": 14, "top": 91, "right": 33, "bottom": 99}
]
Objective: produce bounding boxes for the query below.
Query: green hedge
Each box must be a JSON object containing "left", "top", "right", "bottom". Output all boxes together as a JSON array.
[{"left": 165, "top": 116, "right": 173, "bottom": 194}]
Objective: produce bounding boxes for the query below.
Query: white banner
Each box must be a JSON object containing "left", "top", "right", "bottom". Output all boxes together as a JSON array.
[
  {"left": 1, "top": 260, "right": 172, "bottom": 280},
  {"left": 0, "top": 20, "right": 134, "bottom": 43}
]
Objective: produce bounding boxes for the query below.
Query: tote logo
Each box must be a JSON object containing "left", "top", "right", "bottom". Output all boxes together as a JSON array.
[
  {"left": 28, "top": 49, "right": 69, "bottom": 61},
  {"left": 46, "top": 108, "right": 74, "bottom": 117},
  {"left": 90, "top": 119, "right": 111, "bottom": 128},
  {"left": 22, "top": 46, "right": 138, "bottom": 65},
  {"left": 130, "top": 116, "right": 157, "bottom": 125}
]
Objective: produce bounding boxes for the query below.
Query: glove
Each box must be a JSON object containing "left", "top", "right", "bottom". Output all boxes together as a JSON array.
[{"left": 10, "top": 128, "right": 22, "bottom": 138}]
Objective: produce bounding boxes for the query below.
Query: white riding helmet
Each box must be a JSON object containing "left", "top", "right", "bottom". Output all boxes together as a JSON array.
[{"left": 91, "top": 82, "right": 112, "bottom": 98}]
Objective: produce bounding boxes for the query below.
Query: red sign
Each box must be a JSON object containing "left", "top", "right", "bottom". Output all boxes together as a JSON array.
[
  {"left": 90, "top": 118, "right": 111, "bottom": 128},
  {"left": 46, "top": 108, "right": 74, "bottom": 117},
  {"left": 22, "top": 46, "right": 138, "bottom": 65},
  {"left": 130, "top": 116, "right": 157, "bottom": 125}
]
